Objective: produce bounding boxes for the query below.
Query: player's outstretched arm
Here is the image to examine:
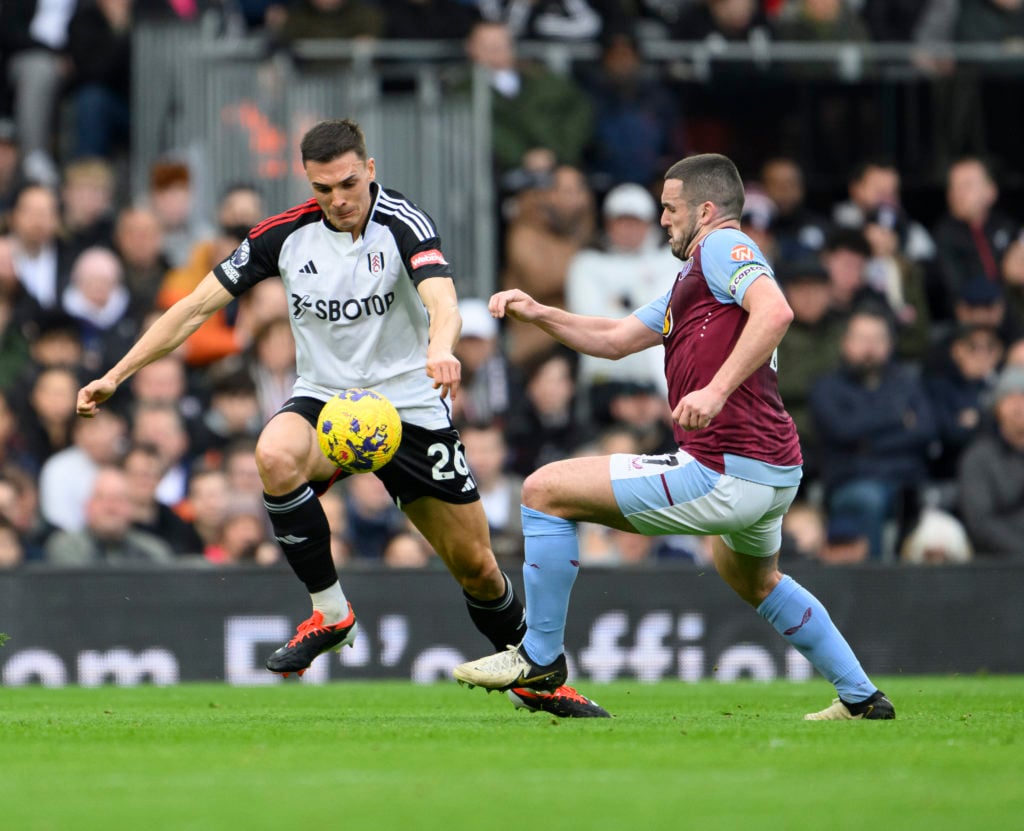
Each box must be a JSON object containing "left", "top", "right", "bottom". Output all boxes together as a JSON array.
[
  {"left": 418, "top": 276, "right": 462, "bottom": 401},
  {"left": 489, "top": 289, "right": 661, "bottom": 360},
  {"left": 77, "top": 273, "right": 235, "bottom": 417}
]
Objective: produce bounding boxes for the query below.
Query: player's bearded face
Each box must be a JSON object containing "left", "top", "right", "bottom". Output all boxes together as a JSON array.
[
  {"left": 669, "top": 211, "right": 700, "bottom": 259},
  {"left": 305, "top": 154, "right": 376, "bottom": 236},
  {"left": 660, "top": 179, "right": 699, "bottom": 259}
]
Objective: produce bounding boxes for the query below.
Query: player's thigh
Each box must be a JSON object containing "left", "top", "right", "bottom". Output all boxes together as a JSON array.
[
  {"left": 374, "top": 422, "right": 502, "bottom": 581},
  {"left": 257, "top": 410, "right": 336, "bottom": 486},
  {"left": 611, "top": 451, "right": 786, "bottom": 542},
  {"left": 719, "top": 483, "right": 799, "bottom": 556},
  {"left": 401, "top": 497, "right": 499, "bottom": 581},
  {"left": 525, "top": 456, "right": 634, "bottom": 530}
]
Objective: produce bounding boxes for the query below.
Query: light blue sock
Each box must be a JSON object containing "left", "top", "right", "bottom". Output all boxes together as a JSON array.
[
  {"left": 757, "top": 575, "right": 877, "bottom": 703},
  {"left": 520, "top": 506, "right": 580, "bottom": 666}
]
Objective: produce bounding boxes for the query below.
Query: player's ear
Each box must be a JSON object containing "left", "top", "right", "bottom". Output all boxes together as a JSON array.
[{"left": 366, "top": 158, "right": 376, "bottom": 180}]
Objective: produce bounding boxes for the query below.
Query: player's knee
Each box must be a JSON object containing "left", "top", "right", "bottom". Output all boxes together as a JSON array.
[
  {"left": 521, "top": 467, "right": 558, "bottom": 514},
  {"left": 725, "top": 567, "right": 781, "bottom": 607},
  {"left": 254, "top": 439, "right": 304, "bottom": 490},
  {"left": 454, "top": 557, "right": 503, "bottom": 598}
]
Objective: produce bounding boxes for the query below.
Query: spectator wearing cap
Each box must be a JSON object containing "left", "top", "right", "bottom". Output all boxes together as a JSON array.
[
  {"left": 775, "top": 259, "right": 845, "bottom": 483},
  {"left": 957, "top": 365, "right": 1024, "bottom": 559},
  {"left": 819, "top": 516, "right": 870, "bottom": 566},
  {"left": 932, "top": 157, "right": 1019, "bottom": 314},
  {"left": 924, "top": 322, "right": 1003, "bottom": 489},
  {"left": 946, "top": 277, "right": 1023, "bottom": 352},
  {"left": 810, "top": 307, "right": 938, "bottom": 560},
  {"left": 452, "top": 297, "right": 513, "bottom": 427},
  {"left": 565, "top": 182, "right": 676, "bottom": 424}
]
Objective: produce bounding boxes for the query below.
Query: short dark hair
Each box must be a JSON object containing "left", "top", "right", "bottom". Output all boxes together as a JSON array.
[
  {"left": 300, "top": 119, "right": 367, "bottom": 165},
  {"left": 824, "top": 228, "right": 871, "bottom": 259},
  {"left": 847, "top": 305, "right": 896, "bottom": 340},
  {"left": 664, "top": 154, "right": 744, "bottom": 221},
  {"left": 847, "top": 158, "right": 896, "bottom": 185},
  {"left": 218, "top": 181, "right": 262, "bottom": 202}
]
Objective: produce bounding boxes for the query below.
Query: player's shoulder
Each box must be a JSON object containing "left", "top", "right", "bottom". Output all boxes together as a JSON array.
[
  {"left": 700, "top": 227, "right": 768, "bottom": 270},
  {"left": 248, "top": 198, "right": 323, "bottom": 243},
  {"left": 371, "top": 184, "right": 438, "bottom": 243}
]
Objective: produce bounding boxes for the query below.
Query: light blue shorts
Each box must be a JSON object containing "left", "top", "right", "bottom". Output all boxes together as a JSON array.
[{"left": 609, "top": 450, "right": 799, "bottom": 557}]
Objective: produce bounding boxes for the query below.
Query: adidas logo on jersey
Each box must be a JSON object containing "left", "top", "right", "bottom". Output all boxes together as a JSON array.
[
  {"left": 461, "top": 478, "right": 476, "bottom": 493},
  {"left": 298, "top": 260, "right": 318, "bottom": 275}
]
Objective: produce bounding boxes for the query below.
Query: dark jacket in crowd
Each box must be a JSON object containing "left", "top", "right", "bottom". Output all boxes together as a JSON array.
[
  {"left": 810, "top": 361, "right": 938, "bottom": 491},
  {"left": 958, "top": 430, "right": 1024, "bottom": 558}
]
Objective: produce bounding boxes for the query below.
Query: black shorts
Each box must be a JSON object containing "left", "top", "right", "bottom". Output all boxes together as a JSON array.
[{"left": 279, "top": 396, "right": 480, "bottom": 506}]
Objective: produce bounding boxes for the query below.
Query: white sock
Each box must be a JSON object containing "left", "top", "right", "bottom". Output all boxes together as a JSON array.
[{"left": 310, "top": 581, "right": 348, "bottom": 624}]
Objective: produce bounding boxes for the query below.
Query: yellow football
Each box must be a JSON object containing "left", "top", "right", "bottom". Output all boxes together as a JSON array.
[{"left": 316, "top": 389, "right": 402, "bottom": 473}]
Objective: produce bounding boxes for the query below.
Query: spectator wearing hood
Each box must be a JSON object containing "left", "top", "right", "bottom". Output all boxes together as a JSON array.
[{"left": 958, "top": 365, "right": 1024, "bottom": 559}]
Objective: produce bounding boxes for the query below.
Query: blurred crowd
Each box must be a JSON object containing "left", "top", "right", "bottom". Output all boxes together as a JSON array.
[{"left": 1, "top": 0, "right": 1024, "bottom": 571}]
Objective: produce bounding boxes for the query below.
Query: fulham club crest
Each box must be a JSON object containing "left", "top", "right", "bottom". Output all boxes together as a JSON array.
[{"left": 367, "top": 251, "right": 385, "bottom": 274}]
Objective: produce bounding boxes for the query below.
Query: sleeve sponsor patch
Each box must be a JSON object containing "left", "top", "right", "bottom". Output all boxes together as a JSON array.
[
  {"left": 730, "top": 244, "right": 756, "bottom": 262},
  {"left": 230, "top": 239, "right": 251, "bottom": 267},
  {"left": 410, "top": 249, "right": 448, "bottom": 270},
  {"left": 219, "top": 261, "right": 240, "bottom": 284},
  {"left": 728, "top": 263, "right": 768, "bottom": 297}
]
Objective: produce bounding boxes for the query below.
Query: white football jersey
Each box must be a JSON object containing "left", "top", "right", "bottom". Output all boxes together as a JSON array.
[{"left": 214, "top": 182, "right": 454, "bottom": 429}]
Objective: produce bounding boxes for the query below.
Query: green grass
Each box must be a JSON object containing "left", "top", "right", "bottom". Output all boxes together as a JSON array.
[{"left": 1, "top": 677, "right": 1022, "bottom": 831}]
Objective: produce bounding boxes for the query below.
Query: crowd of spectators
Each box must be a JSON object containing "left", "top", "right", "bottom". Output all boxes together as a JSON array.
[{"left": 1, "top": 0, "right": 1024, "bottom": 571}]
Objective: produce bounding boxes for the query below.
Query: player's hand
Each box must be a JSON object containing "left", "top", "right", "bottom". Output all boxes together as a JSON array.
[
  {"left": 489, "top": 289, "right": 542, "bottom": 322},
  {"left": 672, "top": 386, "right": 726, "bottom": 431},
  {"left": 77, "top": 377, "right": 118, "bottom": 417},
  {"left": 426, "top": 350, "right": 461, "bottom": 401}
]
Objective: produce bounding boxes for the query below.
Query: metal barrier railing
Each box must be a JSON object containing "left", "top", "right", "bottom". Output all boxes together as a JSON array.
[
  {"left": 132, "top": 25, "right": 494, "bottom": 298},
  {"left": 132, "top": 25, "right": 1024, "bottom": 297}
]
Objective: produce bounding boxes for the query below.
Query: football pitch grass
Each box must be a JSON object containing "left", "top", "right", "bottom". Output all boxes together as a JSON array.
[{"left": 2, "top": 677, "right": 1022, "bottom": 831}]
